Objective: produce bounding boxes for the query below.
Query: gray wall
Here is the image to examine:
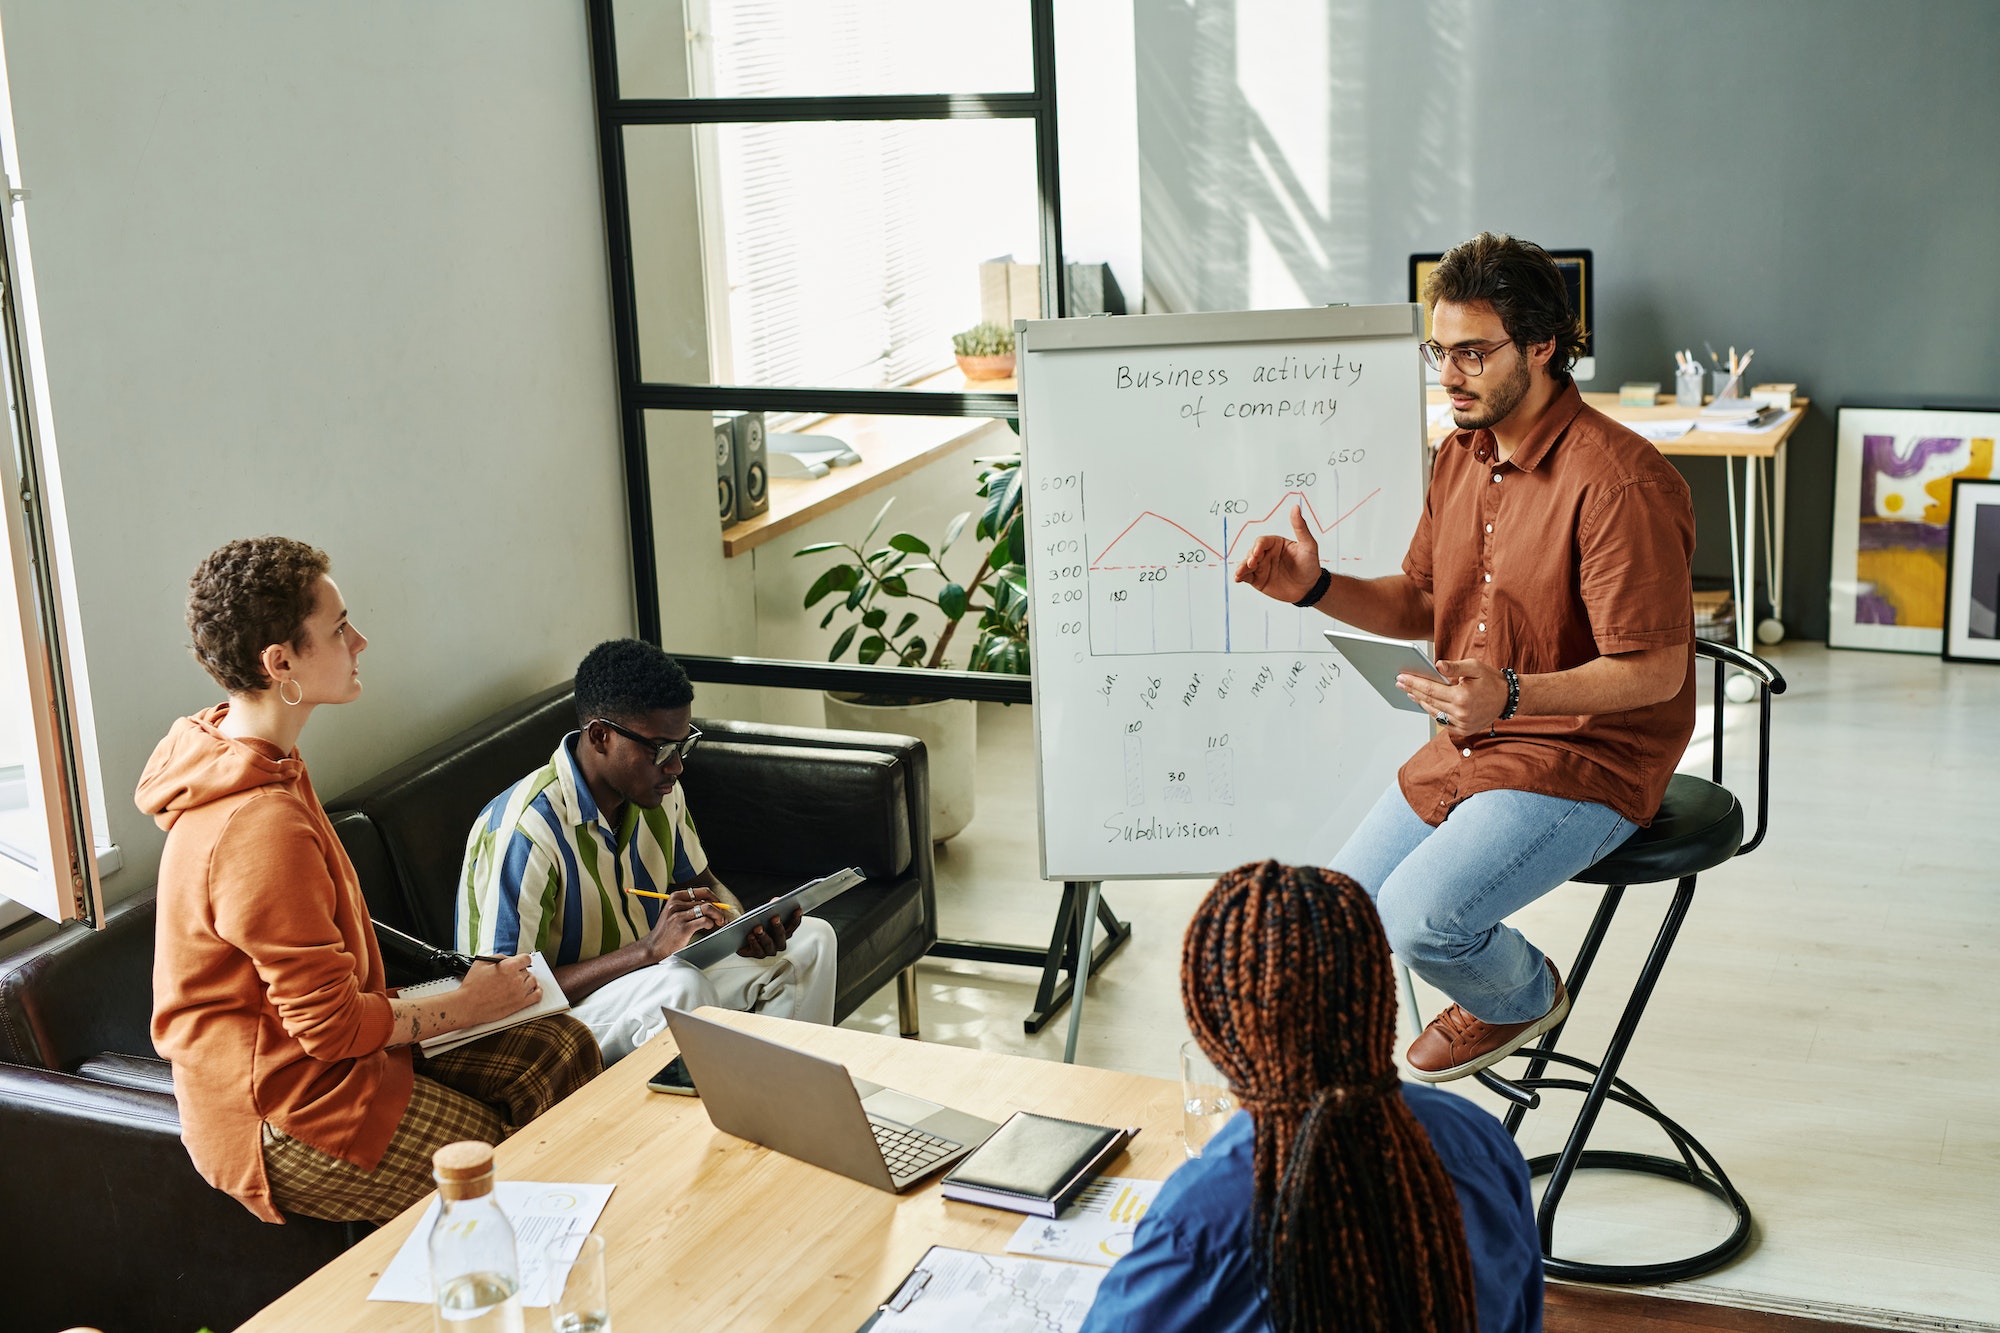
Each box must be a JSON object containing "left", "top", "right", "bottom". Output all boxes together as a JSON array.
[
  {"left": 1, "top": 1, "right": 635, "bottom": 893},
  {"left": 1137, "top": 0, "right": 2000, "bottom": 640}
]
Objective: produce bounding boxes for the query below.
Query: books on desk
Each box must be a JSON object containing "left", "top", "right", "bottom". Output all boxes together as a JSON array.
[{"left": 939, "top": 1112, "right": 1137, "bottom": 1217}]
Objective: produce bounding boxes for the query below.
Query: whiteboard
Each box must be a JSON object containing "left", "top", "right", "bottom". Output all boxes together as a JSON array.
[{"left": 1020, "top": 305, "right": 1431, "bottom": 880}]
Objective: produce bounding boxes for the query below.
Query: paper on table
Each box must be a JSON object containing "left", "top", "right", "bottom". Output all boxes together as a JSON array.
[
  {"left": 867, "top": 1248, "right": 1104, "bottom": 1333},
  {"left": 1700, "top": 412, "right": 1792, "bottom": 433},
  {"left": 367, "top": 1181, "right": 615, "bottom": 1306},
  {"left": 1629, "top": 418, "right": 1697, "bottom": 443},
  {"left": 1005, "top": 1176, "right": 1162, "bottom": 1267}
]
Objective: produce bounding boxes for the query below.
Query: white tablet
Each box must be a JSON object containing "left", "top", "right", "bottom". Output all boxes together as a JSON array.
[
  {"left": 671, "top": 867, "right": 865, "bottom": 969},
  {"left": 1321, "top": 631, "right": 1448, "bottom": 713}
]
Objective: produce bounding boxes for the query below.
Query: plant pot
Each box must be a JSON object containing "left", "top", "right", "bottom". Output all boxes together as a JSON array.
[
  {"left": 821, "top": 692, "right": 977, "bottom": 843},
  {"left": 955, "top": 353, "right": 1015, "bottom": 381}
]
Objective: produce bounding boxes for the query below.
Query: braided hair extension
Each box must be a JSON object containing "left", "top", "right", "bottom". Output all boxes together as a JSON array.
[{"left": 1181, "top": 861, "right": 1477, "bottom": 1332}]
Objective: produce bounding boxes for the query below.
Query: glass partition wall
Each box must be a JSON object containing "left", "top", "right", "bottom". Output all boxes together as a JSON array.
[{"left": 588, "top": 0, "right": 1062, "bottom": 650}]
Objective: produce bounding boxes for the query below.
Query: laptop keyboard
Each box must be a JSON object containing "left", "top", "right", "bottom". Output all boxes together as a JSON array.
[{"left": 870, "top": 1118, "right": 959, "bottom": 1179}]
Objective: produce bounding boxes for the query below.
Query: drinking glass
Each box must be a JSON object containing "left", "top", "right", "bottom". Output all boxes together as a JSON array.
[
  {"left": 545, "top": 1231, "right": 609, "bottom": 1333},
  {"left": 1180, "top": 1040, "right": 1237, "bottom": 1159}
]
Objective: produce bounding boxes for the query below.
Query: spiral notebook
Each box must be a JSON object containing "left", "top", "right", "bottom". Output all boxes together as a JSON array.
[{"left": 399, "top": 953, "right": 569, "bottom": 1057}]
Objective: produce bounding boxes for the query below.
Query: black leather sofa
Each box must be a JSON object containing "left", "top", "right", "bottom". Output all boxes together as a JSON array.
[{"left": 0, "top": 684, "right": 934, "bottom": 1331}]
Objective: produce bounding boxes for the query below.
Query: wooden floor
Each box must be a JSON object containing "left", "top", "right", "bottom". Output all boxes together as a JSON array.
[
  {"left": 836, "top": 643, "right": 2000, "bottom": 1328},
  {"left": 1546, "top": 1285, "right": 1879, "bottom": 1332}
]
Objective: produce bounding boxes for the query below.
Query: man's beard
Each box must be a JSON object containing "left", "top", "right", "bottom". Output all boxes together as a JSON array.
[{"left": 1451, "top": 352, "right": 1531, "bottom": 430}]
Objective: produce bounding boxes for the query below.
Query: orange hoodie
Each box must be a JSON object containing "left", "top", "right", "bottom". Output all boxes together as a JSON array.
[{"left": 137, "top": 704, "right": 413, "bottom": 1223}]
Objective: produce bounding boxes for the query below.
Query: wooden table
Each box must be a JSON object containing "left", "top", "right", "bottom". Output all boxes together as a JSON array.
[
  {"left": 238, "top": 1013, "right": 1188, "bottom": 1332},
  {"left": 1428, "top": 390, "right": 1810, "bottom": 653}
]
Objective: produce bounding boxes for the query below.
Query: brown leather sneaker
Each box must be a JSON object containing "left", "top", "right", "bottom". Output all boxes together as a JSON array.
[{"left": 1406, "top": 958, "right": 1569, "bottom": 1083}]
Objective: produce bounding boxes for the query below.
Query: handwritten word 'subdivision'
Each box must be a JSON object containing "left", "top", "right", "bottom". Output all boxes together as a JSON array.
[
  {"left": 1115, "top": 365, "right": 1229, "bottom": 390},
  {"left": 1103, "top": 815, "right": 1227, "bottom": 843}
]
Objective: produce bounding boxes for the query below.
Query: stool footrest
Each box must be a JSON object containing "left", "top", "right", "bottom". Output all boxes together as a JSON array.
[{"left": 1473, "top": 1067, "right": 1541, "bottom": 1109}]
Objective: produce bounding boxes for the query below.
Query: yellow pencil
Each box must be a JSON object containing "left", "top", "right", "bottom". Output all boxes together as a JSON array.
[{"left": 626, "top": 887, "right": 738, "bottom": 917}]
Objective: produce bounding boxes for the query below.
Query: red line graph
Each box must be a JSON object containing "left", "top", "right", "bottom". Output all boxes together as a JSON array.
[{"left": 1089, "top": 487, "right": 1382, "bottom": 571}]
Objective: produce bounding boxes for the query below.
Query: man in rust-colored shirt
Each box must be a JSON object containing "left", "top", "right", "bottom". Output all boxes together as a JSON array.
[{"left": 1236, "top": 233, "right": 1695, "bottom": 1082}]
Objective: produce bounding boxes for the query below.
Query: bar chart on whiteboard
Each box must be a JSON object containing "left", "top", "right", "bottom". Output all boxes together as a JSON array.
[{"left": 1018, "top": 306, "right": 1432, "bottom": 880}]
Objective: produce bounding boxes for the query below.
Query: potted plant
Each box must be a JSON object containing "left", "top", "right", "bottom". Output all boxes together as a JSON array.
[
  {"left": 796, "top": 451, "right": 1027, "bottom": 840},
  {"left": 952, "top": 322, "right": 1016, "bottom": 381}
]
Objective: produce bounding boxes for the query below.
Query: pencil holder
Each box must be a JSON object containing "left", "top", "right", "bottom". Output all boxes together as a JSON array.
[
  {"left": 1675, "top": 366, "right": 1704, "bottom": 407},
  {"left": 1711, "top": 369, "right": 1749, "bottom": 406}
]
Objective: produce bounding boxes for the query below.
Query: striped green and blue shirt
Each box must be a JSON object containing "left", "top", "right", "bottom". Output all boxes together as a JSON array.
[{"left": 456, "top": 732, "right": 707, "bottom": 965}]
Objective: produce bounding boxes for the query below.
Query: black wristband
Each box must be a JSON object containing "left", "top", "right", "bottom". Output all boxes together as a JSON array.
[
  {"left": 1294, "top": 567, "right": 1333, "bottom": 608},
  {"left": 1499, "top": 666, "right": 1521, "bottom": 721}
]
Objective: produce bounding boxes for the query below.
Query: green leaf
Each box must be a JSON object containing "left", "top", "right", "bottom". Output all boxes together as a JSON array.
[
  {"left": 978, "top": 463, "right": 1022, "bottom": 541},
  {"left": 803, "top": 564, "right": 860, "bottom": 609},
  {"left": 819, "top": 605, "right": 839, "bottom": 630},
  {"left": 845, "top": 578, "right": 872, "bottom": 611},
  {"left": 1007, "top": 513, "right": 1027, "bottom": 564},
  {"left": 862, "top": 497, "right": 896, "bottom": 548},
  {"left": 828, "top": 625, "right": 858, "bottom": 661},
  {"left": 793, "top": 541, "right": 845, "bottom": 557},
  {"left": 888, "top": 533, "right": 931, "bottom": 556},
  {"left": 879, "top": 575, "right": 909, "bottom": 597},
  {"left": 904, "top": 635, "right": 928, "bottom": 664},
  {"left": 862, "top": 606, "right": 887, "bottom": 629},
  {"left": 939, "top": 511, "right": 971, "bottom": 556},
  {"left": 857, "top": 634, "right": 888, "bottom": 665},
  {"left": 894, "top": 612, "right": 921, "bottom": 637},
  {"left": 938, "top": 582, "right": 969, "bottom": 620}
]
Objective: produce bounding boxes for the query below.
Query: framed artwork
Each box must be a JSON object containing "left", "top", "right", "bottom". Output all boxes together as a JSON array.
[
  {"left": 1829, "top": 407, "right": 2000, "bottom": 652},
  {"left": 1943, "top": 477, "right": 2000, "bottom": 663}
]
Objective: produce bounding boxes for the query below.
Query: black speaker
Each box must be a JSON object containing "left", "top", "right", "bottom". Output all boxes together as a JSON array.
[
  {"left": 715, "top": 418, "right": 738, "bottom": 526},
  {"left": 732, "top": 410, "right": 768, "bottom": 520}
]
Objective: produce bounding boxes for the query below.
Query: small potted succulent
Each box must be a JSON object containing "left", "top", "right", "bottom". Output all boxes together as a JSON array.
[{"left": 952, "top": 322, "right": 1016, "bottom": 381}]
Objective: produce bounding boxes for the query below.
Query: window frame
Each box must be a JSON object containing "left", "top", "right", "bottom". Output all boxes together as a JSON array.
[
  {"left": 585, "top": 0, "right": 1066, "bottom": 643},
  {"left": 0, "top": 33, "right": 107, "bottom": 927}
]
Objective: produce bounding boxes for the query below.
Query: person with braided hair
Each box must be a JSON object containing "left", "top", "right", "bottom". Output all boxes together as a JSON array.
[{"left": 1080, "top": 862, "right": 1541, "bottom": 1333}]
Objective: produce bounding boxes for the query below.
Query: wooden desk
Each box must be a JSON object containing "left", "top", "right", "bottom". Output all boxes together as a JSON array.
[
  {"left": 1427, "top": 390, "right": 1810, "bottom": 651},
  {"left": 238, "top": 1013, "right": 1186, "bottom": 1332}
]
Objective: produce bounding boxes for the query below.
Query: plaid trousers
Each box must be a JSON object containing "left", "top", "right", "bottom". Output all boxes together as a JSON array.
[{"left": 261, "top": 1013, "right": 601, "bottom": 1224}]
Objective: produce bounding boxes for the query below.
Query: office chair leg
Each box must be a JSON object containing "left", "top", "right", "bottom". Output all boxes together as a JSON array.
[
  {"left": 1505, "top": 885, "right": 1626, "bottom": 1137},
  {"left": 896, "top": 966, "right": 921, "bottom": 1038}
]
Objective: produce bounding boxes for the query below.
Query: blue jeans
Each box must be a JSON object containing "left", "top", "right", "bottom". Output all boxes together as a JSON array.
[{"left": 1331, "top": 785, "right": 1638, "bottom": 1024}]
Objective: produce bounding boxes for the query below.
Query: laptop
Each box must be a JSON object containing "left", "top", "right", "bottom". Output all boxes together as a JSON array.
[{"left": 664, "top": 1008, "right": 1002, "bottom": 1193}]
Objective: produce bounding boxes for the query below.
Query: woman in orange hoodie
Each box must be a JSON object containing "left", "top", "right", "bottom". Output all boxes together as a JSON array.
[{"left": 140, "top": 537, "right": 601, "bottom": 1224}]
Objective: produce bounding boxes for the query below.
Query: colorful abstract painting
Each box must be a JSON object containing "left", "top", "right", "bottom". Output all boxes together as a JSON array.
[{"left": 1832, "top": 408, "right": 2000, "bottom": 652}]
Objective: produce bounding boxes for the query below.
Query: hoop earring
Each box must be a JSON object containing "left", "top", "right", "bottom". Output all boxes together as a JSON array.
[{"left": 278, "top": 680, "right": 304, "bottom": 706}]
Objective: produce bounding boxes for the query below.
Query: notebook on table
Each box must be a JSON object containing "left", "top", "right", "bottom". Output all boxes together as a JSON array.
[
  {"left": 938, "top": 1112, "right": 1138, "bottom": 1217},
  {"left": 400, "top": 953, "right": 569, "bottom": 1057}
]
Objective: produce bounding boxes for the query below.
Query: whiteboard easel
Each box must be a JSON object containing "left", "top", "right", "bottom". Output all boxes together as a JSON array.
[{"left": 1020, "top": 304, "right": 1432, "bottom": 885}]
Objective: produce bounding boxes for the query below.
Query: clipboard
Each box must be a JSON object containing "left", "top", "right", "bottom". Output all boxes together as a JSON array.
[
  {"left": 854, "top": 1246, "right": 1105, "bottom": 1333},
  {"left": 670, "top": 867, "right": 865, "bottom": 969}
]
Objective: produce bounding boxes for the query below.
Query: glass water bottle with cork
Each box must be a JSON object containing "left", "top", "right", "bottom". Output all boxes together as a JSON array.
[{"left": 430, "top": 1140, "right": 523, "bottom": 1333}]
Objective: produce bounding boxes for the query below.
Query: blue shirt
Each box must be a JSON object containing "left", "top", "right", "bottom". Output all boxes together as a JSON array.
[{"left": 1080, "top": 1084, "right": 1542, "bottom": 1333}]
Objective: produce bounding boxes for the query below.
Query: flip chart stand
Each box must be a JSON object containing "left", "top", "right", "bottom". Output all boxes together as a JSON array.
[{"left": 928, "top": 881, "right": 1130, "bottom": 1038}]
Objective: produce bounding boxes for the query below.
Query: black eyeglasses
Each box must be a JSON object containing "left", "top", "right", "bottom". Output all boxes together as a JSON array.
[
  {"left": 1420, "top": 338, "right": 1513, "bottom": 377},
  {"left": 591, "top": 717, "right": 702, "bottom": 766}
]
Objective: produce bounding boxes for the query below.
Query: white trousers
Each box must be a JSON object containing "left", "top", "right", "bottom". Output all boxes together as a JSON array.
[{"left": 568, "top": 915, "right": 838, "bottom": 1064}]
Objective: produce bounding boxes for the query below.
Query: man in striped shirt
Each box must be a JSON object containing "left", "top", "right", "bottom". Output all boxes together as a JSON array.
[{"left": 457, "top": 640, "right": 836, "bottom": 1063}]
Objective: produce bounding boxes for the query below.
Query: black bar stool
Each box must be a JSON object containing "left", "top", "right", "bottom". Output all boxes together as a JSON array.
[{"left": 1474, "top": 639, "right": 1785, "bottom": 1284}]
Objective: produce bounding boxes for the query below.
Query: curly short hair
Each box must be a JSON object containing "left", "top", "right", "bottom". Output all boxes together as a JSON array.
[
  {"left": 186, "top": 537, "right": 331, "bottom": 694},
  {"left": 574, "top": 639, "right": 694, "bottom": 725},
  {"left": 1422, "top": 232, "right": 1586, "bottom": 379}
]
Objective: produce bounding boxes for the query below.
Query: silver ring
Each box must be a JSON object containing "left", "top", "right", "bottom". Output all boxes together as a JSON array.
[{"left": 1435, "top": 712, "right": 1450, "bottom": 725}]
